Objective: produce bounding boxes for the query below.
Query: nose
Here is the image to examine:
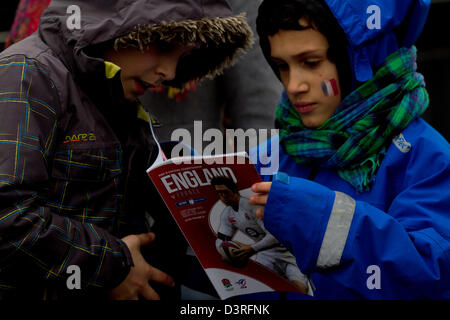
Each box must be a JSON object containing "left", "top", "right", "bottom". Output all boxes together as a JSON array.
[
  {"left": 155, "top": 59, "right": 178, "bottom": 81},
  {"left": 285, "top": 68, "right": 309, "bottom": 96}
]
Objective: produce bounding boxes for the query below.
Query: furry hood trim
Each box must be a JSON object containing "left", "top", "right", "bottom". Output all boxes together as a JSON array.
[
  {"left": 115, "top": 14, "right": 254, "bottom": 87},
  {"left": 39, "top": 0, "right": 253, "bottom": 86}
]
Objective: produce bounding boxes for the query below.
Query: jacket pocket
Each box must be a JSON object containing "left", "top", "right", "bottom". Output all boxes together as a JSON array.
[
  {"left": 51, "top": 147, "right": 122, "bottom": 183},
  {"left": 47, "top": 147, "right": 123, "bottom": 226}
]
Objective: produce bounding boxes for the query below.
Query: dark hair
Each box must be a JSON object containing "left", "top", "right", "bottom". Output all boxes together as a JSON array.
[
  {"left": 210, "top": 176, "right": 238, "bottom": 193},
  {"left": 256, "top": 0, "right": 352, "bottom": 97}
]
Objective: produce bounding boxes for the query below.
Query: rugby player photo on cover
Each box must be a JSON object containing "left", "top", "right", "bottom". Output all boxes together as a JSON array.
[
  {"left": 147, "top": 152, "right": 309, "bottom": 299},
  {"left": 211, "top": 176, "right": 311, "bottom": 295}
]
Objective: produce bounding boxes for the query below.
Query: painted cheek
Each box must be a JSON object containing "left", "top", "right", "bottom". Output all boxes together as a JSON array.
[{"left": 321, "top": 79, "right": 340, "bottom": 97}]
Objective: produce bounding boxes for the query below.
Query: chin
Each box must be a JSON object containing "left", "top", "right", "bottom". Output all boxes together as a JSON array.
[
  {"left": 300, "top": 117, "right": 323, "bottom": 129},
  {"left": 124, "top": 93, "right": 137, "bottom": 101}
]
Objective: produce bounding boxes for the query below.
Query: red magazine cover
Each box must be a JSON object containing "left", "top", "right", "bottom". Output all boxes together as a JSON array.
[{"left": 147, "top": 152, "right": 310, "bottom": 299}]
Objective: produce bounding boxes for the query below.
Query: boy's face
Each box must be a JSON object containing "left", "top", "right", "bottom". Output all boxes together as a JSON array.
[
  {"left": 214, "top": 184, "right": 240, "bottom": 208},
  {"left": 104, "top": 45, "right": 191, "bottom": 101},
  {"left": 269, "top": 18, "right": 342, "bottom": 128}
]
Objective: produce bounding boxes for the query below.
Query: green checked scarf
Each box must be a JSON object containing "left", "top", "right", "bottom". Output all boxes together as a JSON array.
[{"left": 275, "top": 46, "right": 429, "bottom": 192}]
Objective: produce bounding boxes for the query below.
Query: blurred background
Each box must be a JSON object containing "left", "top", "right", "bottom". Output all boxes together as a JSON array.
[{"left": 1, "top": 0, "right": 449, "bottom": 141}]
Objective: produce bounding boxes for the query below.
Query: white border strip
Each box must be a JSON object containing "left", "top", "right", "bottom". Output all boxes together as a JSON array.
[{"left": 316, "top": 191, "right": 356, "bottom": 268}]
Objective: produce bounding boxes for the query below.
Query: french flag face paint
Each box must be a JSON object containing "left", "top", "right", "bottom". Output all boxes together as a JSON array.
[{"left": 321, "top": 79, "right": 339, "bottom": 97}]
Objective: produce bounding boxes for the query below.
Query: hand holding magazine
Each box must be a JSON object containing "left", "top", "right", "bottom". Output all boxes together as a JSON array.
[{"left": 147, "top": 122, "right": 312, "bottom": 299}]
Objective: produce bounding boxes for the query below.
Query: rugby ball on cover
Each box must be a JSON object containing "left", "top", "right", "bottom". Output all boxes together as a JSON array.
[{"left": 215, "top": 240, "right": 248, "bottom": 268}]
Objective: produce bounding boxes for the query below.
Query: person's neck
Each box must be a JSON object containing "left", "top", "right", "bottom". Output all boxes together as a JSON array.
[{"left": 231, "top": 195, "right": 240, "bottom": 211}]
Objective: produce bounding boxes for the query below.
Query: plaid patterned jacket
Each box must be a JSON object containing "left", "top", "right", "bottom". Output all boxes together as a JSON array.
[
  {"left": 0, "top": 37, "right": 177, "bottom": 299},
  {"left": 0, "top": 0, "right": 249, "bottom": 299}
]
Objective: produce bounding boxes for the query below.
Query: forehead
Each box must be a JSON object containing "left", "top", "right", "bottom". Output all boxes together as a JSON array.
[
  {"left": 214, "top": 184, "right": 230, "bottom": 190},
  {"left": 268, "top": 27, "right": 329, "bottom": 60},
  {"left": 113, "top": 42, "right": 193, "bottom": 59}
]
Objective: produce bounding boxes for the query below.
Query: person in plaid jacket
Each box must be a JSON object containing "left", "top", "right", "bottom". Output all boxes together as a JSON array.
[{"left": 0, "top": 0, "right": 253, "bottom": 300}]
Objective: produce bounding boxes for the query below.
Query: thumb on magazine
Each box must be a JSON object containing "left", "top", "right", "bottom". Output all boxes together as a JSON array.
[
  {"left": 255, "top": 207, "right": 265, "bottom": 220},
  {"left": 135, "top": 232, "right": 156, "bottom": 246}
]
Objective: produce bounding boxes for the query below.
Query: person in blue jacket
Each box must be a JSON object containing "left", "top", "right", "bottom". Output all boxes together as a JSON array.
[{"left": 248, "top": 0, "right": 450, "bottom": 299}]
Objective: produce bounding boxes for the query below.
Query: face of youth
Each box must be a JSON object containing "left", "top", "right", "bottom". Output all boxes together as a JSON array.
[
  {"left": 214, "top": 184, "right": 240, "bottom": 209},
  {"left": 104, "top": 44, "right": 191, "bottom": 101},
  {"left": 269, "top": 18, "right": 343, "bottom": 128}
]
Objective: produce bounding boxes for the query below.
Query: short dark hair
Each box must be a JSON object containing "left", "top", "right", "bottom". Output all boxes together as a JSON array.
[
  {"left": 210, "top": 176, "right": 238, "bottom": 193},
  {"left": 256, "top": 0, "right": 352, "bottom": 97}
]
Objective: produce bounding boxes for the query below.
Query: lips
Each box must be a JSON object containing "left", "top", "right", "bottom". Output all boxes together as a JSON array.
[
  {"left": 294, "top": 102, "right": 317, "bottom": 114},
  {"left": 134, "top": 79, "right": 154, "bottom": 96}
]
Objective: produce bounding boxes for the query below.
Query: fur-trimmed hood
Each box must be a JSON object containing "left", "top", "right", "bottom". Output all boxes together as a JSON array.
[{"left": 39, "top": 0, "right": 253, "bottom": 86}]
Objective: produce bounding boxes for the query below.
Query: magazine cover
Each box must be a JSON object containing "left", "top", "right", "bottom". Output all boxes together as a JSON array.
[{"left": 147, "top": 152, "right": 309, "bottom": 299}]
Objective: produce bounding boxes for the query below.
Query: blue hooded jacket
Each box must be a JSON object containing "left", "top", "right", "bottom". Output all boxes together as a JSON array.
[{"left": 246, "top": 0, "right": 450, "bottom": 299}]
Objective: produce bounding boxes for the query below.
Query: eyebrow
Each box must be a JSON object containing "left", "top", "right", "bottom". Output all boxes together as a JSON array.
[{"left": 270, "top": 49, "right": 326, "bottom": 62}]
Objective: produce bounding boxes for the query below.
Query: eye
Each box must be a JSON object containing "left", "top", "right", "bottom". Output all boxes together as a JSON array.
[
  {"left": 276, "top": 62, "right": 289, "bottom": 71},
  {"left": 304, "top": 60, "right": 321, "bottom": 68},
  {"left": 271, "top": 58, "right": 289, "bottom": 72}
]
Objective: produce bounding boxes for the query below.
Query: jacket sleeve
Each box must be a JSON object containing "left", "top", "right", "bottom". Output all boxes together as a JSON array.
[
  {"left": 264, "top": 153, "right": 450, "bottom": 299},
  {"left": 0, "top": 56, "right": 132, "bottom": 291}
]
